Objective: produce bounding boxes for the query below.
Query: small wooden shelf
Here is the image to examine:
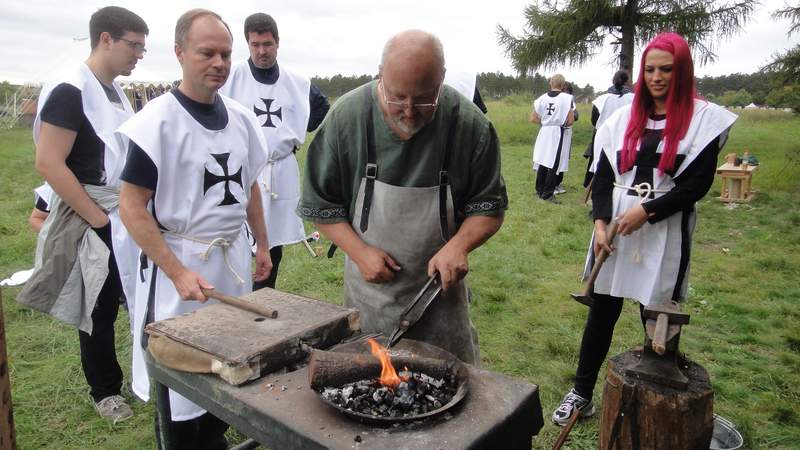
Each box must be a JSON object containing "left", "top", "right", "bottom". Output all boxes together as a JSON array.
[{"left": 716, "top": 162, "right": 757, "bottom": 203}]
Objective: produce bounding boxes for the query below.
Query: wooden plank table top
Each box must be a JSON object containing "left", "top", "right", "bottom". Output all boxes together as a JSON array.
[{"left": 716, "top": 162, "right": 758, "bottom": 174}]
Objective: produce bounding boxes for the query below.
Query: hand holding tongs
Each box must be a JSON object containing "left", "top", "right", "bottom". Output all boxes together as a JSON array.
[{"left": 387, "top": 273, "right": 443, "bottom": 348}]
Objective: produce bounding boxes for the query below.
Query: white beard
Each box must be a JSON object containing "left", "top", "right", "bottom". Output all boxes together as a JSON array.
[{"left": 391, "top": 115, "right": 425, "bottom": 137}]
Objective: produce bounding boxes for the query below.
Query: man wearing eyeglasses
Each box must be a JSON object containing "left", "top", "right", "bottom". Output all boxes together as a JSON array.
[
  {"left": 221, "top": 13, "right": 330, "bottom": 291},
  {"left": 17, "top": 6, "right": 148, "bottom": 423},
  {"left": 299, "top": 30, "right": 507, "bottom": 364}
]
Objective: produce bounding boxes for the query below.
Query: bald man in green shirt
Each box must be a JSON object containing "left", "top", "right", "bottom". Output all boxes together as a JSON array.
[{"left": 298, "top": 30, "right": 507, "bottom": 363}]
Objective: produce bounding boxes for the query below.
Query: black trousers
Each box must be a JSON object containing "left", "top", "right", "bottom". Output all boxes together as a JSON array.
[
  {"left": 252, "top": 245, "right": 283, "bottom": 291},
  {"left": 573, "top": 293, "right": 647, "bottom": 399},
  {"left": 535, "top": 166, "right": 564, "bottom": 199},
  {"left": 535, "top": 133, "right": 564, "bottom": 199},
  {"left": 155, "top": 410, "right": 229, "bottom": 450},
  {"left": 79, "top": 222, "right": 124, "bottom": 403}
]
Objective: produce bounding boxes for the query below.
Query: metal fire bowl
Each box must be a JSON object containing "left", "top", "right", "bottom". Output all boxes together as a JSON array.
[{"left": 315, "top": 336, "right": 470, "bottom": 425}]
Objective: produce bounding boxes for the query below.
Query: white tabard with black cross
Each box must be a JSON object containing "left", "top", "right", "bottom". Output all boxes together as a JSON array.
[
  {"left": 589, "top": 92, "right": 634, "bottom": 173},
  {"left": 117, "top": 93, "right": 267, "bottom": 421},
  {"left": 532, "top": 91, "right": 573, "bottom": 170},
  {"left": 585, "top": 99, "right": 737, "bottom": 306},
  {"left": 443, "top": 69, "right": 477, "bottom": 101},
  {"left": 221, "top": 62, "right": 310, "bottom": 247}
]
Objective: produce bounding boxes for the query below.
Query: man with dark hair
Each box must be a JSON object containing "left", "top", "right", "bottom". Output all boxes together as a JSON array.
[
  {"left": 221, "top": 12, "right": 330, "bottom": 290},
  {"left": 16, "top": 5, "right": 147, "bottom": 423},
  {"left": 119, "top": 8, "right": 269, "bottom": 449}
]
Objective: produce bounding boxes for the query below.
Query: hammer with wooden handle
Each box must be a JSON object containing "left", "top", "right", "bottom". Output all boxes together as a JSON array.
[
  {"left": 570, "top": 221, "right": 619, "bottom": 307},
  {"left": 201, "top": 288, "right": 278, "bottom": 318},
  {"left": 651, "top": 313, "right": 670, "bottom": 355}
]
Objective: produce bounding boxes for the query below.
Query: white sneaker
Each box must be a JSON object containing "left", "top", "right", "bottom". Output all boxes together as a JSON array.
[
  {"left": 552, "top": 388, "right": 595, "bottom": 426},
  {"left": 94, "top": 395, "right": 133, "bottom": 424},
  {"left": 555, "top": 185, "right": 566, "bottom": 194}
]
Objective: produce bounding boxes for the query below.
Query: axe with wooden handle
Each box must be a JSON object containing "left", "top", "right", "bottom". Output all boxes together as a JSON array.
[{"left": 570, "top": 222, "right": 619, "bottom": 307}]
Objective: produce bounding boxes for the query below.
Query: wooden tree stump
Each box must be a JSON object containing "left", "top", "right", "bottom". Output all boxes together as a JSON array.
[
  {"left": 0, "top": 290, "right": 17, "bottom": 450},
  {"left": 598, "top": 350, "right": 713, "bottom": 450}
]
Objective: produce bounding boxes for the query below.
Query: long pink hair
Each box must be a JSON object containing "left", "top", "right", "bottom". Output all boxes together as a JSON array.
[{"left": 619, "top": 32, "right": 697, "bottom": 174}]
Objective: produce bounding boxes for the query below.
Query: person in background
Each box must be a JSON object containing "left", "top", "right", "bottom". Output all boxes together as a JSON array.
[
  {"left": 220, "top": 12, "right": 330, "bottom": 290},
  {"left": 16, "top": 6, "right": 147, "bottom": 423},
  {"left": 530, "top": 74, "right": 574, "bottom": 203},
  {"left": 554, "top": 82, "right": 579, "bottom": 195},
  {"left": 443, "top": 69, "right": 488, "bottom": 113},
  {"left": 583, "top": 70, "right": 634, "bottom": 188}
]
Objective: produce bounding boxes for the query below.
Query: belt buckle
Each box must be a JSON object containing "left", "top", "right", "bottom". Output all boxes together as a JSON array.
[{"left": 365, "top": 163, "right": 378, "bottom": 179}]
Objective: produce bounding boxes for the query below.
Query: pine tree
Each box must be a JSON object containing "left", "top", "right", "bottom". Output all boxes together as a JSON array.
[
  {"left": 764, "top": 3, "right": 800, "bottom": 84},
  {"left": 497, "top": 0, "right": 756, "bottom": 74}
]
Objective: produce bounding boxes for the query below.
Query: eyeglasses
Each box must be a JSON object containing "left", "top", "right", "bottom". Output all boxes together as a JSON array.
[
  {"left": 380, "top": 79, "right": 441, "bottom": 112},
  {"left": 116, "top": 37, "right": 147, "bottom": 54}
]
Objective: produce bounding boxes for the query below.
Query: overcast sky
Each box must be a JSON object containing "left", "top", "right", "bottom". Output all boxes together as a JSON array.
[{"left": 1, "top": 0, "right": 798, "bottom": 90}]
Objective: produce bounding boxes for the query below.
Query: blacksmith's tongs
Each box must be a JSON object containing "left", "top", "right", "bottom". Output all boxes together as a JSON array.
[{"left": 387, "top": 273, "right": 442, "bottom": 348}]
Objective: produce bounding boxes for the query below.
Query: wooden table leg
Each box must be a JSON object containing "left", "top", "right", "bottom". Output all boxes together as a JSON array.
[{"left": 0, "top": 289, "right": 17, "bottom": 450}]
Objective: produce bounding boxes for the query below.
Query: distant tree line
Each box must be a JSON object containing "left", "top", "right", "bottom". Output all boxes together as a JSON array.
[
  {"left": 310, "top": 74, "right": 375, "bottom": 99},
  {"left": 477, "top": 72, "right": 595, "bottom": 102},
  {"left": 310, "top": 72, "right": 596, "bottom": 103},
  {"left": 697, "top": 72, "right": 799, "bottom": 111}
]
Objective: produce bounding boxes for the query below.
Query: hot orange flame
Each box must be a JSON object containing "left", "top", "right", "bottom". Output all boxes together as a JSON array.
[{"left": 367, "top": 339, "right": 406, "bottom": 389}]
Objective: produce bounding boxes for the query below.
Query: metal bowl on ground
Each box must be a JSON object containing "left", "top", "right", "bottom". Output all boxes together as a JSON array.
[
  {"left": 709, "top": 414, "right": 743, "bottom": 450},
  {"left": 311, "top": 337, "right": 469, "bottom": 425}
]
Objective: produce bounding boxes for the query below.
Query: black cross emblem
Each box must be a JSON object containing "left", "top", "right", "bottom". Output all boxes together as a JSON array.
[
  {"left": 616, "top": 132, "right": 689, "bottom": 198},
  {"left": 546, "top": 103, "right": 556, "bottom": 115},
  {"left": 254, "top": 98, "right": 282, "bottom": 128},
  {"left": 203, "top": 152, "right": 243, "bottom": 206}
]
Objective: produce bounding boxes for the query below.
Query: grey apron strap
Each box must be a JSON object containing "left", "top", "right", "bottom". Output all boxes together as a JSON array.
[
  {"left": 359, "top": 86, "right": 377, "bottom": 233},
  {"left": 140, "top": 262, "right": 158, "bottom": 350},
  {"left": 439, "top": 101, "right": 460, "bottom": 241}
]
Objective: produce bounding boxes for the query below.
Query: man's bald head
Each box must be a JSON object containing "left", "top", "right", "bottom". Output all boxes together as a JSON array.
[{"left": 380, "top": 30, "right": 445, "bottom": 82}]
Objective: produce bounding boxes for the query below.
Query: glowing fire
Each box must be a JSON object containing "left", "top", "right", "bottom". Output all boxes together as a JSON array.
[{"left": 367, "top": 339, "right": 408, "bottom": 390}]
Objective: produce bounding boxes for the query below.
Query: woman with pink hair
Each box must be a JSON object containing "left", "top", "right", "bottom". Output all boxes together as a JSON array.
[{"left": 552, "top": 32, "right": 737, "bottom": 426}]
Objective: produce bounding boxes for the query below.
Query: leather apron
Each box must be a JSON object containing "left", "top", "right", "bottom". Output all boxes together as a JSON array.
[{"left": 343, "top": 87, "right": 480, "bottom": 364}]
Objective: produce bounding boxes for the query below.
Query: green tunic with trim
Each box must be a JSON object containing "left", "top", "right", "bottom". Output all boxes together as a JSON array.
[{"left": 298, "top": 81, "right": 508, "bottom": 224}]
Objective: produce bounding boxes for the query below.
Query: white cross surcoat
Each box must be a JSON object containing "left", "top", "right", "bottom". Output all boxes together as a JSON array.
[
  {"left": 532, "top": 91, "right": 574, "bottom": 170},
  {"left": 221, "top": 62, "right": 311, "bottom": 247},
  {"left": 116, "top": 92, "right": 268, "bottom": 420}
]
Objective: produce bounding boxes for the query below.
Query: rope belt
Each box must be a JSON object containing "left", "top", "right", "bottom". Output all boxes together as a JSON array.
[
  {"left": 263, "top": 149, "right": 297, "bottom": 200},
  {"left": 611, "top": 182, "right": 671, "bottom": 264},
  {"left": 263, "top": 160, "right": 279, "bottom": 200},
  {"left": 613, "top": 182, "right": 670, "bottom": 203},
  {"left": 164, "top": 231, "right": 245, "bottom": 285}
]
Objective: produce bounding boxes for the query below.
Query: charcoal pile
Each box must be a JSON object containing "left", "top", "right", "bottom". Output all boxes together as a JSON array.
[{"left": 317, "top": 370, "right": 459, "bottom": 418}]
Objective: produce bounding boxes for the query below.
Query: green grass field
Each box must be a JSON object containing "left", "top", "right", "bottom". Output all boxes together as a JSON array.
[{"left": 1, "top": 100, "right": 799, "bottom": 449}]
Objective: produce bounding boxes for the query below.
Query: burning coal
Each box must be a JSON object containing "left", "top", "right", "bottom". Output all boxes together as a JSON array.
[
  {"left": 319, "top": 370, "right": 458, "bottom": 418},
  {"left": 316, "top": 339, "right": 459, "bottom": 419}
]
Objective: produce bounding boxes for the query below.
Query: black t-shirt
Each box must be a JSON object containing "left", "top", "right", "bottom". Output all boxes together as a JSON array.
[
  {"left": 34, "top": 196, "right": 49, "bottom": 212},
  {"left": 121, "top": 89, "right": 229, "bottom": 191},
  {"left": 39, "top": 82, "right": 124, "bottom": 185}
]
